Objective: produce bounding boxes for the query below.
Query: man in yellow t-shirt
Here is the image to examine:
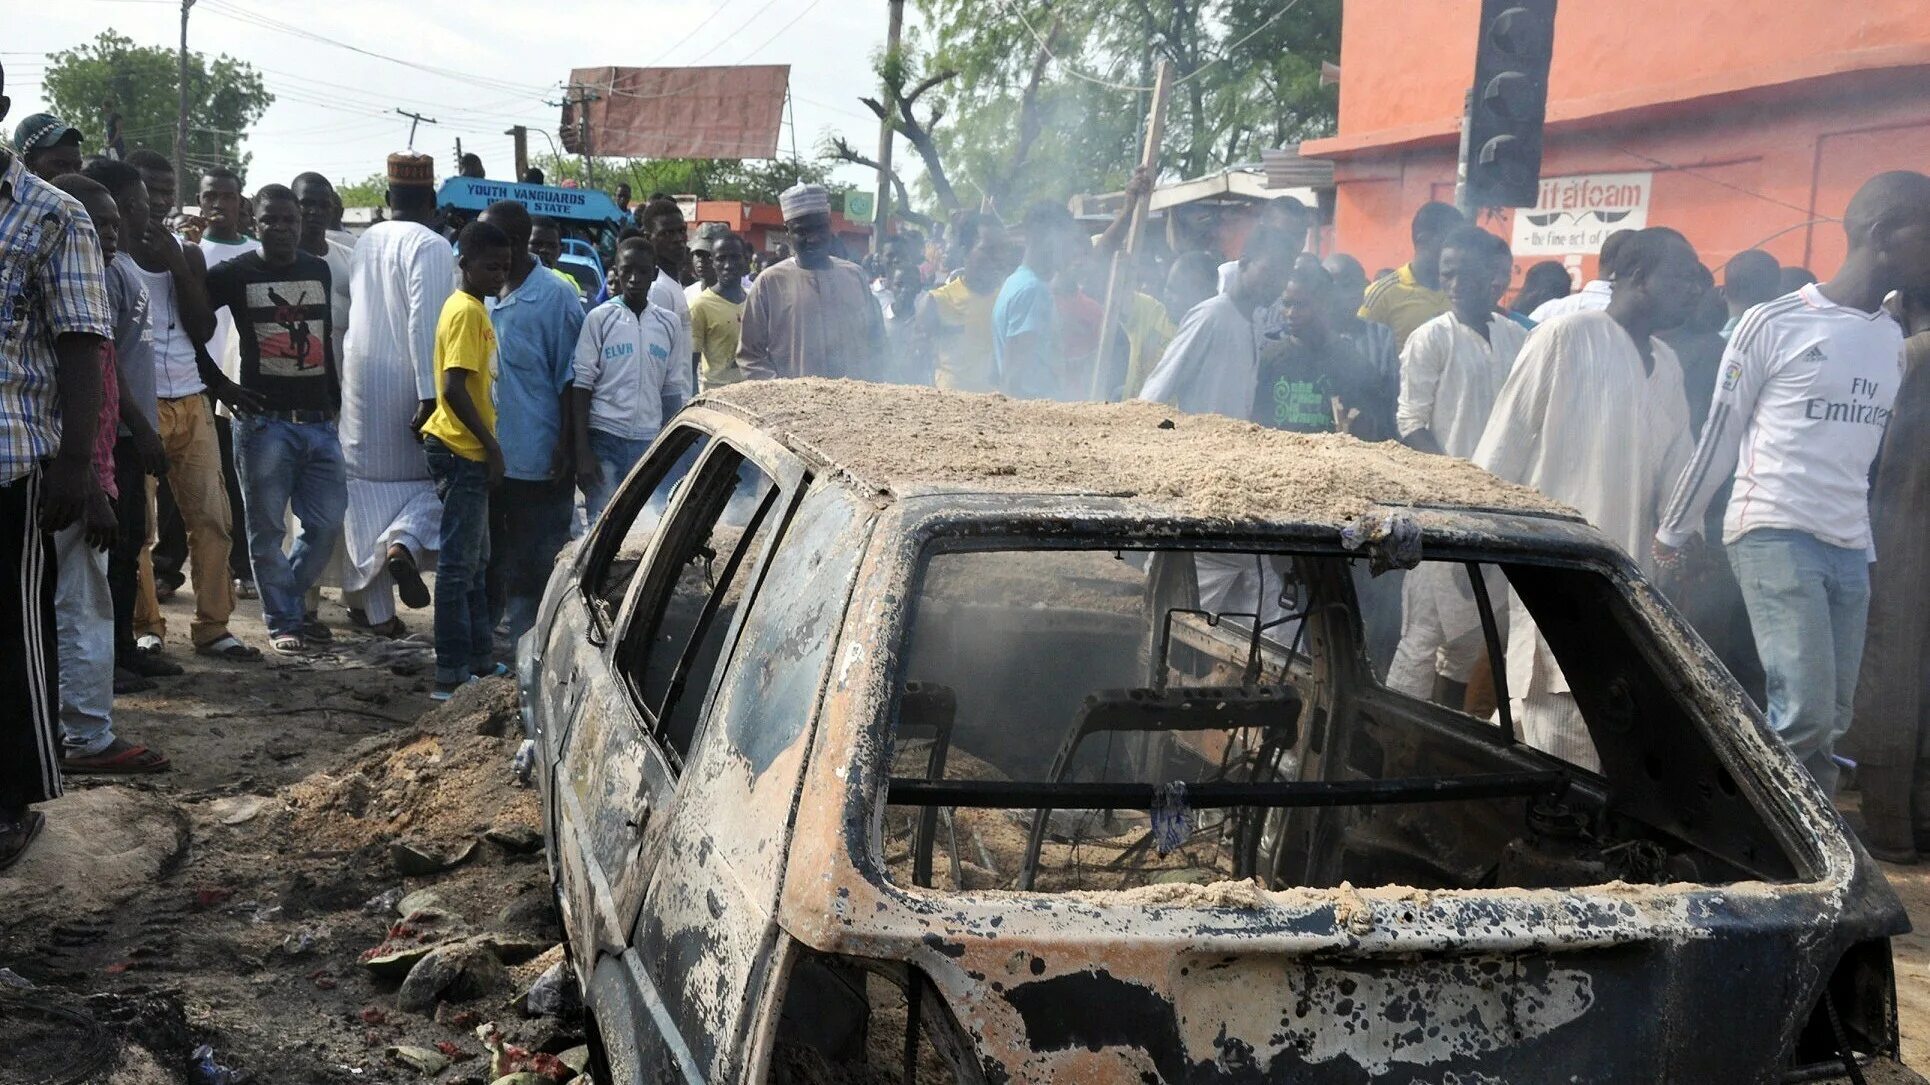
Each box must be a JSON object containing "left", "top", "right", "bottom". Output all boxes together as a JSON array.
[
  {"left": 419, "top": 220, "right": 511, "bottom": 701},
  {"left": 691, "top": 233, "right": 751, "bottom": 390},
  {"left": 1359, "top": 201, "right": 1464, "bottom": 351},
  {"left": 1122, "top": 288, "right": 1177, "bottom": 399},
  {"left": 915, "top": 215, "right": 1013, "bottom": 391}
]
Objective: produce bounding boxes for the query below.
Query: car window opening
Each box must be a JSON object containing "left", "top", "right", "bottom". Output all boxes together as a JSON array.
[{"left": 881, "top": 547, "right": 1799, "bottom": 896}]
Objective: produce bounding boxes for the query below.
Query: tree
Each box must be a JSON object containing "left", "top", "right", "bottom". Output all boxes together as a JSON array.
[
  {"left": 526, "top": 154, "right": 852, "bottom": 208},
  {"left": 41, "top": 29, "right": 272, "bottom": 182},
  {"left": 821, "top": 34, "right": 964, "bottom": 232},
  {"left": 916, "top": 0, "right": 1339, "bottom": 212},
  {"left": 334, "top": 172, "right": 387, "bottom": 208}
]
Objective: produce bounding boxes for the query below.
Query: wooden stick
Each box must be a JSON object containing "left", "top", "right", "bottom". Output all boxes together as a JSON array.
[{"left": 1089, "top": 61, "right": 1176, "bottom": 402}]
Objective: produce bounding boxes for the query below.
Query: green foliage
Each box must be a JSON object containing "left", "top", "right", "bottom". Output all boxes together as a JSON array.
[
  {"left": 334, "top": 172, "right": 387, "bottom": 208},
  {"left": 40, "top": 29, "right": 272, "bottom": 180},
  {"left": 527, "top": 154, "right": 851, "bottom": 206},
  {"left": 914, "top": 0, "right": 1339, "bottom": 212}
]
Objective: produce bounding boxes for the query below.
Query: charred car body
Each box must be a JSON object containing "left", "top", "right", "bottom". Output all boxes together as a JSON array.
[{"left": 518, "top": 379, "right": 1917, "bottom": 1084}]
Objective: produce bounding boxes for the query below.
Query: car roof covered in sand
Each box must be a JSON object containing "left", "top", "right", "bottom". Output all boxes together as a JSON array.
[{"left": 697, "top": 379, "right": 1575, "bottom": 524}]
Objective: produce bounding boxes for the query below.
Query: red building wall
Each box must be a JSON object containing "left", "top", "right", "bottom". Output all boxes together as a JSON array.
[{"left": 1303, "top": 0, "right": 1930, "bottom": 283}]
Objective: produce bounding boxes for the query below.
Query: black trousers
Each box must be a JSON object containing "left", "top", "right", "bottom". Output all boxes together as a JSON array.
[
  {"left": 1, "top": 468, "right": 63, "bottom": 809},
  {"left": 109, "top": 435, "right": 149, "bottom": 659}
]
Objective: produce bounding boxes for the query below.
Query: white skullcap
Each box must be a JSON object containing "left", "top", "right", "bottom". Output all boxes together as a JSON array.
[{"left": 779, "top": 182, "right": 833, "bottom": 221}]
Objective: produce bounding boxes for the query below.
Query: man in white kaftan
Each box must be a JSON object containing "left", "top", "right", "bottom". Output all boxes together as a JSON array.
[
  {"left": 1472, "top": 229, "right": 1700, "bottom": 771},
  {"left": 338, "top": 154, "right": 453, "bottom": 630}
]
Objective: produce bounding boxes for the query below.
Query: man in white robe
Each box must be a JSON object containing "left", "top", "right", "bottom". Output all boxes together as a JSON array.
[
  {"left": 338, "top": 154, "right": 452, "bottom": 634},
  {"left": 1139, "top": 222, "right": 1299, "bottom": 420},
  {"left": 1473, "top": 228, "right": 1701, "bottom": 771},
  {"left": 1388, "top": 227, "right": 1524, "bottom": 704}
]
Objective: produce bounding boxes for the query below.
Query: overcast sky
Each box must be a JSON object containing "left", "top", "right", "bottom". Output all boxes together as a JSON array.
[{"left": 4, "top": 0, "right": 909, "bottom": 194}]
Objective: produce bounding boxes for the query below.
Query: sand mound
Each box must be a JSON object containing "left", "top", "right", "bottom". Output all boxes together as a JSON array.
[
  {"left": 0, "top": 787, "right": 187, "bottom": 925},
  {"left": 702, "top": 379, "right": 1570, "bottom": 522},
  {"left": 282, "top": 677, "right": 536, "bottom": 853}
]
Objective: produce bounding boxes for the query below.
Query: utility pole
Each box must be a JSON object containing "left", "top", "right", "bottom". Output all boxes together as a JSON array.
[
  {"left": 174, "top": 0, "right": 194, "bottom": 208},
  {"left": 504, "top": 125, "right": 528, "bottom": 181},
  {"left": 565, "top": 83, "right": 601, "bottom": 188},
  {"left": 873, "top": 0, "right": 904, "bottom": 250},
  {"left": 395, "top": 109, "right": 438, "bottom": 152}
]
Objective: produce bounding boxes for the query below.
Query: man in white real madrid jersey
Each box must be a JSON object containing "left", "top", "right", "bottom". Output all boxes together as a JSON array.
[{"left": 1655, "top": 171, "right": 1930, "bottom": 797}]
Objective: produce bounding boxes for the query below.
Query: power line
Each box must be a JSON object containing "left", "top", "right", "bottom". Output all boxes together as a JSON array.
[
  {"left": 198, "top": 0, "right": 549, "bottom": 96},
  {"left": 989, "top": 0, "right": 1306, "bottom": 93},
  {"left": 735, "top": 0, "right": 831, "bottom": 65},
  {"left": 642, "top": 0, "right": 744, "bottom": 67}
]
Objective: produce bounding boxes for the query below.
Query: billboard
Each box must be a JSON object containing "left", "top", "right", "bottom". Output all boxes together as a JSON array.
[
  {"left": 562, "top": 65, "right": 789, "bottom": 160},
  {"left": 1510, "top": 171, "right": 1652, "bottom": 255}
]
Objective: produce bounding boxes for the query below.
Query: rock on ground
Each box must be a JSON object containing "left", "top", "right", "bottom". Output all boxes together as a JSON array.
[{"left": 397, "top": 938, "right": 510, "bottom": 1013}]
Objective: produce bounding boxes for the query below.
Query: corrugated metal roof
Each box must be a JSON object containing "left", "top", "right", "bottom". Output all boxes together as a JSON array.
[{"left": 1262, "top": 144, "right": 1336, "bottom": 189}]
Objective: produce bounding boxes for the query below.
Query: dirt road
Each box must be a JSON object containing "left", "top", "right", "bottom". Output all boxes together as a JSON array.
[
  {"left": 0, "top": 587, "right": 567, "bottom": 1084},
  {"left": 1, "top": 583, "right": 1928, "bottom": 1082}
]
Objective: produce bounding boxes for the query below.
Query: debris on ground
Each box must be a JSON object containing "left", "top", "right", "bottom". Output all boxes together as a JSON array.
[
  {"left": 397, "top": 939, "right": 510, "bottom": 1013},
  {"left": 387, "top": 1043, "right": 452, "bottom": 1075}
]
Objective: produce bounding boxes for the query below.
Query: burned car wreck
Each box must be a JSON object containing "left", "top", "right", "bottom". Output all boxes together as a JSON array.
[{"left": 517, "top": 378, "right": 1917, "bottom": 1084}]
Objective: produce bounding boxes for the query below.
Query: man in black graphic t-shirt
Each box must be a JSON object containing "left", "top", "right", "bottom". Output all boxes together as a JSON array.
[{"left": 204, "top": 183, "right": 346, "bottom": 653}]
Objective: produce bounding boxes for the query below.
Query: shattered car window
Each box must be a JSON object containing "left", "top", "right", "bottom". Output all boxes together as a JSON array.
[
  {"left": 589, "top": 430, "right": 708, "bottom": 625},
  {"left": 883, "top": 548, "right": 1798, "bottom": 895}
]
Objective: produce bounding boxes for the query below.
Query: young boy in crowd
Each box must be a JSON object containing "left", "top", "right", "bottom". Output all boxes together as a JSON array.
[
  {"left": 419, "top": 220, "right": 511, "bottom": 701},
  {"left": 571, "top": 237, "right": 690, "bottom": 523},
  {"left": 47, "top": 174, "right": 169, "bottom": 773}
]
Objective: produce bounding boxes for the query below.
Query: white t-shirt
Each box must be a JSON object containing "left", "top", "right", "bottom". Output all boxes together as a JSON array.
[
  {"left": 1528, "top": 279, "right": 1612, "bottom": 325},
  {"left": 651, "top": 268, "right": 693, "bottom": 372},
  {"left": 1656, "top": 284, "right": 1903, "bottom": 553},
  {"left": 1136, "top": 294, "right": 1259, "bottom": 421},
  {"left": 1397, "top": 310, "right": 1526, "bottom": 459}
]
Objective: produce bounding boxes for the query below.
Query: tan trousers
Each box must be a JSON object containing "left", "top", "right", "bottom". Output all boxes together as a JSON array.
[{"left": 134, "top": 394, "right": 235, "bottom": 647}]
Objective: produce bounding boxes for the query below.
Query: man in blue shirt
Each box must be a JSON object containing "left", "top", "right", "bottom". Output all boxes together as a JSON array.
[
  {"left": 477, "top": 200, "right": 584, "bottom": 645},
  {"left": 994, "top": 201, "right": 1082, "bottom": 400}
]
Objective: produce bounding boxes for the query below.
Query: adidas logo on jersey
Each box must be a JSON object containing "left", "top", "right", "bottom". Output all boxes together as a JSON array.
[{"left": 1798, "top": 343, "right": 1828, "bottom": 363}]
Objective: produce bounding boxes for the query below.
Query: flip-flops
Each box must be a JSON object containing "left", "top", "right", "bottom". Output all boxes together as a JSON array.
[
  {"left": 270, "top": 633, "right": 307, "bottom": 655},
  {"left": 388, "top": 549, "right": 431, "bottom": 609},
  {"left": 0, "top": 811, "right": 45, "bottom": 871},
  {"left": 195, "top": 635, "right": 263, "bottom": 662},
  {"left": 63, "top": 738, "right": 171, "bottom": 775}
]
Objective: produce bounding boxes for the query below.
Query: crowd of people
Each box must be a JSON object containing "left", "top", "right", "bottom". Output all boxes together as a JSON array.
[{"left": 5, "top": 48, "right": 1930, "bottom": 870}]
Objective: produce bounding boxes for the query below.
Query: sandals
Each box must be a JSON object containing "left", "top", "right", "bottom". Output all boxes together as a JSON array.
[
  {"left": 135, "top": 633, "right": 164, "bottom": 654},
  {"left": 387, "top": 548, "right": 431, "bottom": 610},
  {"left": 269, "top": 633, "right": 307, "bottom": 655},
  {"left": 195, "top": 635, "right": 263, "bottom": 662},
  {"left": 121, "top": 651, "right": 184, "bottom": 677},
  {"left": 366, "top": 617, "right": 407, "bottom": 639},
  {"left": 63, "top": 738, "right": 171, "bottom": 775},
  {"left": 0, "top": 811, "right": 45, "bottom": 871}
]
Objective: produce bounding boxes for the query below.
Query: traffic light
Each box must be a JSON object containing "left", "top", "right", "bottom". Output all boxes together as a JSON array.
[{"left": 1459, "top": 0, "right": 1558, "bottom": 209}]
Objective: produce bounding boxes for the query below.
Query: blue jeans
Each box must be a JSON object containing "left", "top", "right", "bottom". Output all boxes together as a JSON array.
[
  {"left": 233, "top": 416, "right": 348, "bottom": 636},
  {"left": 583, "top": 428, "right": 655, "bottom": 526},
  {"left": 1728, "top": 528, "right": 1871, "bottom": 797},
  {"left": 425, "top": 437, "right": 493, "bottom": 687},
  {"left": 489, "top": 475, "right": 573, "bottom": 647}
]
